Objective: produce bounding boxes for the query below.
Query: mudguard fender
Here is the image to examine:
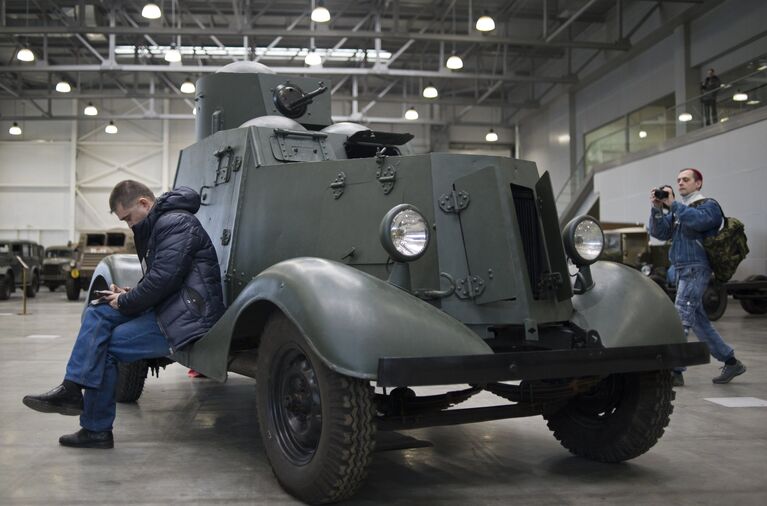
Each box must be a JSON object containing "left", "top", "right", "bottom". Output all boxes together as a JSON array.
[
  {"left": 571, "top": 261, "right": 686, "bottom": 347},
  {"left": 80, "top": 254, "right": 143, "bottom": 321},
  {"left": 177, "top": 257, "right": 492, "bottom": 381}
]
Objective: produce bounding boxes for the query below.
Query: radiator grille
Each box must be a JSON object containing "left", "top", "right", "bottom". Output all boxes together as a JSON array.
[
  {"left": 511, "top": 184, "right": 545, "bottom": 299},
  {"left": 80, "top": 253, "right": 107, "bottom": 269}
]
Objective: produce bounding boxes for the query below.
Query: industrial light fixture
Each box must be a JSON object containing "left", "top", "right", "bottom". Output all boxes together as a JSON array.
[
  {"left": 732, "top": 91, "right": 748, "bottom": 102},
  {"left": 638, "top": 130, "right": 648, "bottom": 139},
  {"left": 476, "top": 14, "right": 496, "bottom": 32},
  {"left": 180, "top": 78, "right": 196, "bottom": 94},
  {"left": 404, "top": 107, "right": 419, "bottom": 120},
  {"left": 104, "top": 121, "right": 118, "bottom": 134},
  {"left": 311, "top": 1, "right": 331, "bottom": 23},
  {"left": 192, "top": 107, "right": 197, "bottom": 116},
  {"left": 720, "top": 117, "right": 729, "bottom": 123},
  {"left": 8, "top": 122, "right": 22, "bottom": 136},
  {"left": 164, "top": 43, "right": 181, "bottom": 63},
  {"left": 485, "top": 129, "right": 498, "bottom": 142},
  {"left": 557, "top": 134, "right": 570, "bottom": 144},
  {"left": 446, "top": 54, "right": 463, "bottom": 70},
  {"left": 16, "top": 47, "right": 35, "bottom": 62},
  {"left": 678, "top": 112, "right": 692, "bottom": 122},
  {"left": 141, "top": 3, "right": 162, "bottom": 19},
  {"left": 84, "top": 102, "right": 98, "bottom": 116},
  {"left": 304, "top": 49, "right": 322, "bottom": 66},
  {"left": 746, "top": 99, "right": 760, "bottom": 105},
  {"left": 422, "top": 83, "right": 438, "bottom": 99},
  {"left": 55, "top": 80, "right": 72, "bottom": 93}
]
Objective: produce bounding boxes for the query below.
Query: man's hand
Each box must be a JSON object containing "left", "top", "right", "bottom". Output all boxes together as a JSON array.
[
  {"left": 660, "top": 186, "right": 675, "bottom": 208},
  {"left": 109, "top": 283, "right": 130, "bottom": 293},
  {"left": 105, "top": 291, "right": 121, "bottom": 309}
]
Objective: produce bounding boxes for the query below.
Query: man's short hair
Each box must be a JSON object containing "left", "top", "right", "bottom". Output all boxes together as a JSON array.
[
  {"left": 109, "top": 180, "right": 155, "bottom": 213},
  {"left": 680, "top": 167, "right": 703, "bottom": 186}
]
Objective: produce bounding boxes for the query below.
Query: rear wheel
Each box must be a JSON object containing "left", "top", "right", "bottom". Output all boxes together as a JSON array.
[
  {"left": 703, "top": 281, "right": 727, "bottom": 321},
  {"left": 116, "top": 360, "right": 148, "bottom": 403},
  {"left": 25, "top": 272, "right": 39, "bottom": 298},
  {"left": 543, "top": 370, "right": 674, "bottom": 462},
  {"left": 739, "top": 275, "right": 767, "bottom": 315},
  {"left": 65, "top": 277, "right": 80, "bottom": 301},
  {"left": 256, "top": 313, "right": 376, "bottom": 505},
  {"left": 0, "top": 275, "right": 10, "bottom": 300}
]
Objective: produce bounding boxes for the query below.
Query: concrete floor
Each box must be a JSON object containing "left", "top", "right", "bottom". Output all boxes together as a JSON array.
[{"left": 1, "top": 288, "right": 766, "bottom": 505}]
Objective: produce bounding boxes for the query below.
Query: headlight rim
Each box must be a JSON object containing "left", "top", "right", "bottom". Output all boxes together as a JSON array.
[
  {"left": 563, "top": 215, "right": 604, "bottom": 266},
  {"left": 379, "top": 203, "right": 430, "bottom": 262}
]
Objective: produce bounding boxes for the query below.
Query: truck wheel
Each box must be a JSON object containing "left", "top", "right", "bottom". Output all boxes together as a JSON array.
[
  {"left": 543, "top": 370, "right": 673, "bottom": 463},
  {"left": 0, "top": 275, "right": 10, "bottom": 300},
  {"left": 65, "top": 277, "right": 81, "bottom": 301},
  {"left": 739, "top": 275, "right": 767, "bottom": 314},
  {"left": 256, "top": 313, "right": 376, "bottom": 505},
  {"left": 25, "top": 272, "right": 40, "bottom": 298},
  {"left": 116, "top": 360, "right": 148, "bottom": 403},
  {"left": 703, "top": 281, "right": 727, "bottom": 321}
]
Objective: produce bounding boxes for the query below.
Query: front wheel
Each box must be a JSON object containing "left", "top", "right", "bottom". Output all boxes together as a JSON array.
[
  {"left": 25, "top": 272, "right": 39, "bottom": 298},
  {"left": 256, "top": 313, "right": 376, "bottom": 505},
  {"left": 543, "top": 370, "right": 674, "bottom": 463},
  {"left": 703, "top": 281, "right": 728, "bottom": 321},
  {"left": 65, "top": 277, "right": 80, "bottom": 301},
  {"left": 739, "top": 275, "right": 767, "bottom": 315},
  {"left": 116, "top": 361, "right": 148, "bottom": 403}
]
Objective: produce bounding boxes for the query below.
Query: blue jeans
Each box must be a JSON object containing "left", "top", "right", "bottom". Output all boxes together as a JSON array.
[
  {"left": 65, "top": 304, "right": 169, "bottom": 432},
  {"left": 674, "top": 264, "right": 734, "bottom": 365}
]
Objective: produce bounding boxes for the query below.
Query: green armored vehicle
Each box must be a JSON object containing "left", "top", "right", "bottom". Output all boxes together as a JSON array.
[
  {"left": 88, "top": 62, "right": 709, "bottom": 504},
  {"left": 0, "top": 240, "right": 43, "bottom": 299}
]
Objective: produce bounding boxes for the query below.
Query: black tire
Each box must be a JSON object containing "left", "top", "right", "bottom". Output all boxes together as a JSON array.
[
  {"left": 25, "top": 272, "right": 39, "bottom": 298},
  {"left": 543, "top": 370, "right": 674, "bottom": 463},
  {"left": 703, "top": 281, "right": 727, "bottom": 321},
  {"left": 0, "top": 275, "right": 10, "bottom": 300},
  {"left": 256, "top": 313, "right": 376, "bottom": 505},
  {"left": 116, "top": 360, "right": 148, "bottom": 403},
  {"left": 739, "top": 275, "right": 767, "bottom": 315},
  {"left": 65, "top": 277, "right": 80, "bottom": 301}
]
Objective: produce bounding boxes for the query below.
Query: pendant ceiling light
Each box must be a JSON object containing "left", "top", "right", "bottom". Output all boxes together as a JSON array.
[
  {"left": 446, "top": 55, "right": 463, "bottom": 70},
  {"left": 84, "top": 102, "right": 98, "bottom": 116},
  {"left": 732, "top": 91, "right": 748, "bottom": 102},
  {"left": 311, "top": 2, "right": 331, "bottom": 23},
  {"left": 16, "top": 47, "right": 35, "bottom": 62},
  {"left": 180, "top": 78, "right": 196, "bottom": 94},
  {"left": 9, "top": 122, "right": 22, "bottom": 136},
  {"left": 105, "top": 121, "right": 118, "bottom": 134},
  {"left": 476, "top": 15, "right": 496, "bottom": 32},
  {"left": 485, "top": 129, "right": 498, "bottom": 142},
  {"left": 638, "top": 130, "right": 648, "bottom": 139},
  {"left": 422, "top": 84, "right": 438, "bottom": 99},
  {"left": 142, "top": 3, "right": 162, "bottom": 19},
  {"left": 305, "top": 49, "right": 322, "bottom": 66},
  {"left": 404, "top": 107, "right": 419, "bottom": 121},
  {"left": 55, "top": 80, "right": 72, "bottom": 93},
  {"left": 164, "top": 43, "right": 181, "bottom": 63},
  {"left": 678, "top": 112, "right": 692, "bottom": 122}
]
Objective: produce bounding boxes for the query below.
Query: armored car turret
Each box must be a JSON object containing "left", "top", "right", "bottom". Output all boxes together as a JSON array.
[{"left": 91, "top": 62, "right": 709, "bottom": 505}]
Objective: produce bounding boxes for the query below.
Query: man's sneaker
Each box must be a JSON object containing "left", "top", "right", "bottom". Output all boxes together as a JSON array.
[
  {"left": 672, "top": 371, "right": 685, "bottom": 387},
  {"left": 712, "top": 360, "right": 746, "bottom": 384}
]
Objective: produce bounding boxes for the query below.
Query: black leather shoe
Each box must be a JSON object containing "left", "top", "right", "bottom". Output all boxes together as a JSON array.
[
  {"left": 22, "top": 384, "right": 83, "bottom": 416},
  {"left": 59, "top": 428, "right": 114, "bottom": 449}
]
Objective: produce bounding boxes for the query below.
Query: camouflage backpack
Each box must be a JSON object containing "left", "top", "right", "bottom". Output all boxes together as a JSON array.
[{"left": 690, "top": 199, "right": 749, "bottom": 282}]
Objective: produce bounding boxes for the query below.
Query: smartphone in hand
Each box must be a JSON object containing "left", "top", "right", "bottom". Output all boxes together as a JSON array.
[{"left": 90, "top": 290, "right": 115, "bottom": 305}]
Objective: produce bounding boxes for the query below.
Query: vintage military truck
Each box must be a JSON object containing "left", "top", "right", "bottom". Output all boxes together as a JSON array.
[
  {"left": 87, "top": 62, "right": 710, "bottom": 505},
  {"left": 41, "top": 245, "right": 75, "bottom": 291},
  {"left": 0, "top": 239, "right": 43, "bottom": 299},
  {"left": 65, "top": 229, "right": 135, "bottom": 301}
]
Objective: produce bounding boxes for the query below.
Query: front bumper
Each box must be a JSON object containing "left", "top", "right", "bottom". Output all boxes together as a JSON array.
[{"left": 377, "top": 342, "right": 710, "bottom": 387}]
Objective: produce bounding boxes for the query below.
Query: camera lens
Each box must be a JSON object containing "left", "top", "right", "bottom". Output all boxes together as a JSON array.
[{"left": 654, "top": 189, "right": 669, "bottom": 199}]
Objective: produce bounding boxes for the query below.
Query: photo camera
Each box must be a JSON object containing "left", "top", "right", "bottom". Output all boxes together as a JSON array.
[{"left": 653, "top": 188, "right": 670, "bottom": 199}]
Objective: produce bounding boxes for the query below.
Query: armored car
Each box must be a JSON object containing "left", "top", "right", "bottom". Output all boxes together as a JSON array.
[{"left": 89, "top": 62, "right": 709, "bottom": 505}]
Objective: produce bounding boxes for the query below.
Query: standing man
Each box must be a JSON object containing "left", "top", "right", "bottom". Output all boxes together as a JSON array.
[
  {"left": 701, "top": 68, "right": 721, "bottom": 126},
  {"left": 23, "top": 181, "right": 225, "bottom": 448},
  {"left": 648, "top": 168, "right": 746, "bottom": 385}
]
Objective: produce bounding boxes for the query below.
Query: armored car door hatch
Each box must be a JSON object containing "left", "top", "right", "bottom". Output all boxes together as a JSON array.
[{"left": 86, "top": 61, "right": 710, "bottom": 505}]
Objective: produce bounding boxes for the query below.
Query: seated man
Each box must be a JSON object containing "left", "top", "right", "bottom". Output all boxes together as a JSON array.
[{"left": 23, "top": 180, "right": 226, "bottom": 448}]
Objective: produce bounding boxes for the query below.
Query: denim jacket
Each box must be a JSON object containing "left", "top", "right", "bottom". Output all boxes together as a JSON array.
[{"left": 648, "top": 199, "right": 722, "bottom": 268}]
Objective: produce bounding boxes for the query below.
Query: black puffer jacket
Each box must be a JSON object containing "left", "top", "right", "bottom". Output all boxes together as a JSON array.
[{"left": 117, "top": 187, "right": 225, "bottom": 351}]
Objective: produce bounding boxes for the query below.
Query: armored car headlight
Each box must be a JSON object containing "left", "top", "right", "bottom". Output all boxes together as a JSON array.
[
  {"left": 640, "top": 264, "right": 653, "bottom": 276},
  {"left": 379, "top": 204, "right": 430, "bottom": 262},
  {"left": 563, "top": 215, "right": 604, "bottom": 266}
]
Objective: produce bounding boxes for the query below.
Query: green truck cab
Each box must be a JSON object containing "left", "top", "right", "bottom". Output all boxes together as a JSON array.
[
  {"left": 86, "top": 62, "right": 709, "bottom": 505},
  {"left": 41, "top": 245, "right": 76, "bottom": 292}
]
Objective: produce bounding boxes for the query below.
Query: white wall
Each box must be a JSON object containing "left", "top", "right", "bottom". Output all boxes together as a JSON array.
[
  {"left": 595, "top": 119, "right": 767, "bottom": 278},
  {"left": 517, "top": 93, "right": 571, "bottom": 191}
]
